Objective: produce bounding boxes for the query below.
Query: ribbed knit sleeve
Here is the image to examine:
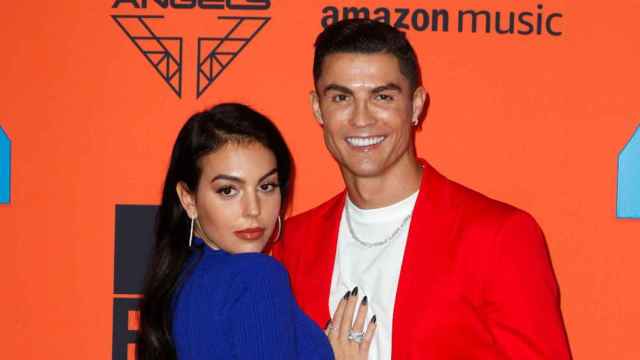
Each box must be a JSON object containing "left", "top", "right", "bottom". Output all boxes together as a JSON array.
[
  {"left": 172, "top": 250, "right": 333, "bottom": 359},
  {"left": 228, "top": 254, "right": 298, "bottom": 359}
]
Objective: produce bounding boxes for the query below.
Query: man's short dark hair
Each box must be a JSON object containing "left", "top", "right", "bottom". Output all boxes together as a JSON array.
[{"left": 313, "top": 19, "right": 421, "bottom": 92}]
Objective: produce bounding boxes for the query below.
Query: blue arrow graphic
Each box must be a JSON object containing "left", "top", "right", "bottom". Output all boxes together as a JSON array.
[
  {"left": 617, "top": 125, "right": 640, "bottom": 218},
  {"left": 0, "top": 126, "right": 10, "bottom": 204}
]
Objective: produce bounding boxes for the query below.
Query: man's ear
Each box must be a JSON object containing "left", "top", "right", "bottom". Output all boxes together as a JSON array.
[
  {"left": 411, "top": 86, "right": 428, "bottom": 126},
  {"left": 310, "top": 91, "right": 325, "bottom": 126},
  {"left": 176, "top": 181, "right": 197, "bottom": 219}
]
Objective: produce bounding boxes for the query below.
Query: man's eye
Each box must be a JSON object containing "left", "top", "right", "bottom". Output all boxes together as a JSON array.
[
  {"left": 333, "top": 94, "right": 349, "bottom": 102},
  {"left": 375, "top": 94, "right": 393, "bottom": 101}
]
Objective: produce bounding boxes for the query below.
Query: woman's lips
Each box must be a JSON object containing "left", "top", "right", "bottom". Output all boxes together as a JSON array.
[{"left": 233, "top": 227, "right": 265, "bottom": 240}]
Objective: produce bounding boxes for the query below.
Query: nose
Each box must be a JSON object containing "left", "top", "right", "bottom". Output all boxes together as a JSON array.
[
  {"left": 243, "top": 191, "right": 261, "bottom": 218},
  {"left": 349, "top": 99, "right": 376, "bottom": 128}
]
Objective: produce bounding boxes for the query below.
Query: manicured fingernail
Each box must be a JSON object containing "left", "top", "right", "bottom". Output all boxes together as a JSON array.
[
  {"left": 361, "top": 296, "right": 368, "bottom": 305},
  {"left": 351, "top": 286, "right": 358, "bottom": 296},
  {"left": 343, "top": 291, "right": 350, "bottom": 300},
  {"left": 371, "top": 315, "right": 377, "bottom": 324},
  {"left": 325, "top": 319, "right": 331, "bottom": 329}
]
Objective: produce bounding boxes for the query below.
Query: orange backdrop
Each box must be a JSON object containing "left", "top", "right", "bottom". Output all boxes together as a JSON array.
[{"left": 1, "top": 1, "right": 639, "bottom": 359}]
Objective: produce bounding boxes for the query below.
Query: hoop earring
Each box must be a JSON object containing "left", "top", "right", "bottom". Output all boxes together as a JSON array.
[
  {"left": 273, "top": 216, "right": 282, "bottom": 243},
  {"left": 188, "top": 216, "right": 195, "bottom": 248}
]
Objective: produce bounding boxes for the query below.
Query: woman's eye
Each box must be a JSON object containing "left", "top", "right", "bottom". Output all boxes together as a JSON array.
[
  {"left": 216, "top": 186, "right": 237, "bottom": 197},
  {"left": 259, "top": 182, "right": 279, "bottom": 192}
]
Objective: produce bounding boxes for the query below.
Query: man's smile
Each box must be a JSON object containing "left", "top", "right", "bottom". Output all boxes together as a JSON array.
[{"left": 345, "top": 135, "right": 386, "bottom": 148}]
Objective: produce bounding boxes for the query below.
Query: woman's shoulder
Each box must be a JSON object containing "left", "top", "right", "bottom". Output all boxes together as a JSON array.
[
  {"left": 214, "top": 254, "right": 293, "bottom": 312},
  {"left": 175, "top": 253, "right": 292, "bottom": 313},
  {"left": 225, "top": 253, "right": 289, "bottom": 285},
  {"left": 194, "top": 251, "right": 289, "bottom": 288}
]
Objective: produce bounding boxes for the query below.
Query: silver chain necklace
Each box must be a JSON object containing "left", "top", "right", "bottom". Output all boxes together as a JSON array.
[{"left": 345, "top": 202, "right": 412, "bottom": 248}]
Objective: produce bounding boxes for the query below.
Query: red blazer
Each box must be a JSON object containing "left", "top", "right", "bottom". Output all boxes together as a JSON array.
[{"left": 274, "top": 161, "right": 572, "bottom": 359}]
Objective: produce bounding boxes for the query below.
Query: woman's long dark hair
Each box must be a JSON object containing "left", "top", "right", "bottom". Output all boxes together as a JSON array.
[{"left": 136, "top": 103, "right": 294, "bottom": 360}]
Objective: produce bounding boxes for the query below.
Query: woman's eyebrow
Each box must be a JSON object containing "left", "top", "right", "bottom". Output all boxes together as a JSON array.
[
  {"left": 210, "top": 168, "right": 277, "bottom": 184},
  {"left": 211, "top": 174, "right": 243, "bottom": 184},
  {"left": 258, "top": 168, "right": 278, "bottom": 182}
]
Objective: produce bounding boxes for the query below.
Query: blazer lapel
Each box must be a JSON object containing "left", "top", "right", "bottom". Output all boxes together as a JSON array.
[
  {"left": 296, "top": 192, "right": 346, "bottom": 326},
  {"left": 392, "top": 161, "right": 459, "bottom": 359}
]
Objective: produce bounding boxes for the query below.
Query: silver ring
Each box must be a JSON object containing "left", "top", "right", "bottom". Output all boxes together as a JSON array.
[{"left": 347, "top": 330, "right": 365, "bottom": 343}]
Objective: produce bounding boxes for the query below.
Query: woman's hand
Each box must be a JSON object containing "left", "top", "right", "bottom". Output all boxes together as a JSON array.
[{"left": 325, "top": 287, "right": 377, "bottom": 360}]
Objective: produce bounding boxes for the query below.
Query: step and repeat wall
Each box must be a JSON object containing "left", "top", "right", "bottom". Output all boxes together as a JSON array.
[{"left": 1, "top": 1, "right": 639, "bottom": 359}]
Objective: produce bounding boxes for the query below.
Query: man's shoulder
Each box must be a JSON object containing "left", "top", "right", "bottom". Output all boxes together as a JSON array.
[
  {"left": 285, "top": 191, "right": 345, "bottom": 230},
  {"left": 427, "top": 170, "right": 545, "bottom": 263},
  {"left": 450, "top": 178, "right": 514, "bottom": 211},
  {"left": 273, "top": 191, "right": 344, "bottom": 261},
  {"left": 434, "top": 170, "right": 534, "bottom": 227}
]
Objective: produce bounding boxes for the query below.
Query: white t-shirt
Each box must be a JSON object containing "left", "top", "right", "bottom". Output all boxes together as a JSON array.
[{"left": 329, "top": 191, "right": 419, "bottom": 360}]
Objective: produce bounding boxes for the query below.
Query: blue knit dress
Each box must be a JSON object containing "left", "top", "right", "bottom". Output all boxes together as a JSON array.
[{"left": 172, "top": 237, "right": 334, "bottom": 359}]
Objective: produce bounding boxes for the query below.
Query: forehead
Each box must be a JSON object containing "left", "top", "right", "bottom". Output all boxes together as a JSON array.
[
  {"left": 318, "top": 52, "right": 409, "bottom": 88},
  {"left": 199, "top": 142, "right": 276, "bottom": 178}
]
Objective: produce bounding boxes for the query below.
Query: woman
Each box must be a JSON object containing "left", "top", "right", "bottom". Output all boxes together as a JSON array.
[{"left": 137, "top": 103, "right": 375, "bottom": 359}]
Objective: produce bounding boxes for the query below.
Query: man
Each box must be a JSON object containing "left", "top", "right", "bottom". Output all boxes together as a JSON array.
[{"left": 274, "top": 19, "right": 572, "bottom": 359}]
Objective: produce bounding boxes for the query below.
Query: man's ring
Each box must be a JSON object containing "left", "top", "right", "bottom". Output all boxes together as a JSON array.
[{"left": 347, "top": 330, "right": 365, "bottom": 343}]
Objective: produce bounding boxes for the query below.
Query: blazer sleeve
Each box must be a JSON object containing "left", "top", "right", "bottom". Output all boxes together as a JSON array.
[
  {"left": 227, "top": 255, "right": 299, "bottom": 359},
  {"left": 483, "top": 210, "right": 573, "bottom": 359}
]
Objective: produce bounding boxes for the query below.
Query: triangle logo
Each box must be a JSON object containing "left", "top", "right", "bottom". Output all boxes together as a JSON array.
[
  {"left": 112, "top": 15, "right": 183, "bottom": 98},
  {"left": 197, "top": 16, "right": 270, "bottom": 98}
]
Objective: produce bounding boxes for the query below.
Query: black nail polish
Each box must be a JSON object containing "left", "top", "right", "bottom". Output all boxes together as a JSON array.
[
  {"left": 371, "top": 315, "right": 377, "bottom": 324},
  {"left": 351, "top": 286, "right": 358, "bottom": 296},
  {"left": 361, "top": 296, "right": 368, "bottom": 306},
  {"left": 343, "top": 291, "right": 350, "bottom": 300}
]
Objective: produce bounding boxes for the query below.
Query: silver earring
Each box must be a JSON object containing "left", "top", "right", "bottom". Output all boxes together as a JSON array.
[
  {"left": 188, "top": 216, "right": 195, "bottom": 247},
  {"left": 273, "top": 216, "right": 282, "bottom": 243}
]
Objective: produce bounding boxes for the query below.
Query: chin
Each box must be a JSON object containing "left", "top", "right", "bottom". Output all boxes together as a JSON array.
[
  {"left": 233, "top": 246, "right": 264, "bottom": 254},
  {"left": 225, "top": 239, "right": 266, "bottom": 254},
  {"left": 246, "top": 241, "right": 270, "bottom": 254},
  {"left": 345, "top": 162, "right": 385, "bottom": 178}
]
